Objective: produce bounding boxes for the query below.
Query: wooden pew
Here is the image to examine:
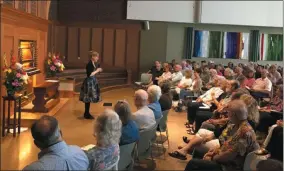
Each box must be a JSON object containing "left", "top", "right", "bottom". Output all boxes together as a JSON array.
[{"left": 32, "top": 80, "right": 60, "bottom": 113}]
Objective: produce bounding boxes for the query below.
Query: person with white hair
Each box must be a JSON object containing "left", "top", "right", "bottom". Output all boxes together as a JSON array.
[
  {"left": 207, "top": 69, "right": 224, "bottom": 89},
  {"left": 251, "top": 69, "right": 272, "bottom": 98},
  {"left": 86, "top": 109, "right": 122, "bottom": 171},
  {"left": 132, "top": 89, "right": 156, "bottom": 130},
  {"left": 223, "top": 68, "right": 234, "bottom": 80},
  {"left": 171, "top": 64, "right": 183, "bottom": 86},
  {"left": 23, "top": 116, "right": 89, "bottom": 170},
  {"left": 184, "top": 100, "right": 259, "bottom": 171},
  {"left": 147, "top": 85, "right": 162, "bottom": 120}
]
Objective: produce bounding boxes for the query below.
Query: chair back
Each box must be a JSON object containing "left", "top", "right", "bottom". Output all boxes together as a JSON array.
[
  {"left": 137, "top": 125, "right": 157, "bottom": 159},
  {"left": 118, "top": 142, "right": 137, "bottom": 170},
  {"left": 104, "top": 156, "right": 120, "bottom": 171},
  {"left": 141, "top": 73, "right": 152, "bottom": 85},
  {"left": 159, "top": 110, "right": 169, "bottom": 132},
  {"left": 155, "top": 115, "right": 163, "bottom": 126},
  {"left": 243, "top": 151, "right": 267, "bottom": 171}
]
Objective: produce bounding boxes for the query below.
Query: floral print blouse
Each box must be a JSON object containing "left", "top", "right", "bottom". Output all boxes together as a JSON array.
[
  {"left": 86, "top": 144, "right": 120, "bottom": 171},
  {"left": 215, "top": 121, "right": 259, "bottom": 171},
  {"left": 270, "top": 96, "right": 283, "bottom": 112}
]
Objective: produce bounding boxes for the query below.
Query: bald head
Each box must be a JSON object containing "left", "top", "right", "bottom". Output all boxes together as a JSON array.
[
  {"left": 227, "top": 100, "right": 248, "bottom": 124},
  {"left": 31, "top": 115, "right": 61, "bottom": 149},
  {"left": 134, "top": 89, "right": 148, "bottom": 108}
]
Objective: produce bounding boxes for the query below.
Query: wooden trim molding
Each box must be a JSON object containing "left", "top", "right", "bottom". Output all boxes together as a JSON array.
[{"left": 1, "top": 5, "right": 50, "bottom": 31}]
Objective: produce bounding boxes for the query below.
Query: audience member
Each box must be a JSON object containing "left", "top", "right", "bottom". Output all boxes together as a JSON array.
[
  {"left": 86, "top": 110, "right": 121, "bottom": 171},
  {"left": 159, "top": 81, "right": 172, "bottom": 111},
  {"left": 132, "top": 89, "right": 156, "bottom": 130},
  {"left": 245, "top": 68, "right": 256, "bottom": 88},
  {"left": 147, "top": 85, "right": 162, "bottom": 120},
  {"left": 223, "top": 67, "right": 234, "bottom": 80},
  {"left": 170, "top": 64, "right": 183, "bottom": 86},
  {"left": 23, "top": 115, "right": 89, "bottom": 170},
  {"left": 251, "top": 69, "right": 272, "bottom": 98},
  {"left": 147, "top": 61, "right": 163, "bottom": 85},
  {"left": 255, "top": 65, "right": 264, "bottom": 79},
  {"left": 216, "top": 64, "right": 224, "bottom": 76},
  {"left": 114, "top": 101, "right": 139, "bottom": 146},
  {"left": 257, "top": 85, "right": 283, "bottom": 133},
  {"left": 207, "top": 69, "right": 224, "bottom": 89},
  {"left": 268, "top": 64, "right": 282, "bottom": 85},
  {"left": 180, "top": 68, "right": 203, "bottom": 99},
  {"left": 227, "top": 62, "right": 234, "bottom": 69},
  {"left": 186, "top": 60, "right": 193, "bottom": 70},
  {"left": 236, "top": 75, "right": 251, "bottom": 95},
  {"left": 234, "top": 66, "right": 243, "bottom": 80},
  {"left": 175, "top": 69, "right": 193, "bottom": 95},
  {"left": 157, "top": 65, "right": 172, "bottom": 84},
  {"left": 200, "top": 65, "right": 210, "bottom": 86},
  {"left": 184, "top": 100, "right": 259, "bottom": 171}
]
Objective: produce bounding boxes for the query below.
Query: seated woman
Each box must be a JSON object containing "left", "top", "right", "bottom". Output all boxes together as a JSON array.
[
  {"left": 245, "top": 68, "right": 256, "bottom": 89},
  {"left": 184, "top": 100, "right": 259, "bottom": 171},
  {"left": 114, "top": 101, "right": 139, "bottom": 146},
  {"left": 86, "top": 110, "right": 122, "bottom": 171},
  {"left": 175, "top": 69, "right": 193, "bottom": 96},
  {"left": 157, "top": 65, "right": 172, "bottom": 85},
  {"left": 179, "top": 68, "right": 203, "bottom": 100},
  {"left": 257, "top": 85, "right": 283, "bottom": 133},
  {"left": 159, "top": 81, "right": 172, "bottom": 112}
]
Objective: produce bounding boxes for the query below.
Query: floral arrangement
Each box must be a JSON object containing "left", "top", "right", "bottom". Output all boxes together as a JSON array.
[
  {"left": 2, "top": 54, "right": 29, "bottom": 96},
  {"left": 45, "top": 52, "right": 65, "bottom": 77}
]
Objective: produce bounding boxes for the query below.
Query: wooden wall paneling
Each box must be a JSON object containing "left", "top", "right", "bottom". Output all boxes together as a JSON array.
[
  {"left": 126, "top": 29, "right": 140, "bottom": 81},
  {"left": 79, "top": 28, "right": 91, "bottom": 63},
  {"left": 67, "top": 27, "right": 79, "bottom": 63},
  {"left": 91, "top": 28, "right": 103, "bottom": 57},
  {"left": 114, "top": 29, "right": 126, "bottom": 67},
  {"left": 54, "top": 26, "right": 66, "bottom": 56},
  {"left": 102, "top": 29, "right": 115, "bottom": 66}
]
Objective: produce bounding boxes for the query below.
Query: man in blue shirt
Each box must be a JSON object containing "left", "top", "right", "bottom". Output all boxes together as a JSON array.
[
  {"left": 147, "top": 85, "right": 163, "bottom": 120},
  {"left": 23, "top": 115, "right": 89, "bottom": 170}
]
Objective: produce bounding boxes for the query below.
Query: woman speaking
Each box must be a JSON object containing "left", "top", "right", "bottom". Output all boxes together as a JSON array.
[{"left": 79, "top": 51, "right": 102, "bottom": 119}]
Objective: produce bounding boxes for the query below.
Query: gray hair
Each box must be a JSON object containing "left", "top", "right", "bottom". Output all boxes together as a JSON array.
[
  {"left": 228, "top": 100, "right": 248, "bottom": 121},
  {"left": 224, "top": 68, "right": 234, "bottom": 76},
  {"left": 134, "top": 89, "right": 148, "bottom": 105},
  {"left": 94, "top": 109, "right": 122, "bottom": 147},
  {"left": 147, "top": 85, "right": 162, "bottom": 102}
]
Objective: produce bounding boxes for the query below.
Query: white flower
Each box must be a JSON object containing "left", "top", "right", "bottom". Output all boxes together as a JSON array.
[
  {"left": 54, "top": 62, "right": 62, "bottom": 67},
  {"left": 21, "top": 74, "right": 29, "bottom": 84},
  {"left": 15, "top": 63, "right": 23, "bottom": 70}
]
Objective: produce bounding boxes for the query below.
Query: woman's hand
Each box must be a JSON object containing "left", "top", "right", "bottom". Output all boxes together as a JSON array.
[{"left": 96, "top": 68, "right": 103, "bottom": 72}]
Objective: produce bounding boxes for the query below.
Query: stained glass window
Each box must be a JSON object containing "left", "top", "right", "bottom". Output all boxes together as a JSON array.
[
  {"left": 31, "top": 1, "right": 37, "bottom": 15},
  {"left": 259, "top": 34, "right": 283, "bottom": 61},
  {"left": 193, "top": 30, "right": 249, "bottom": 59},
  {"left": 18, "top": 0, "right": 27, "bottom": 12},
  {"left": 193, "top": 30, "right": 223, "bottom": 58},
  {"left": 222, "top": 32, "right": 250, "bottom": 59}
]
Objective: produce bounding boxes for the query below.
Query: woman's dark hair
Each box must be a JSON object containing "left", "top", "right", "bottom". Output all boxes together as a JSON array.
[
  {"left": 114, "top": 101, "right": 132, "bottom": 125},
  {"left": 160, "top": 81, "right": 171, "bottom": 94},
  {"left": 195, "top": 68, "right": 202, "bottom": 74}
]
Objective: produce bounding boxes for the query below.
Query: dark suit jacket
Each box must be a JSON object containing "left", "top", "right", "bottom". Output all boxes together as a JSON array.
[{"left": 86, "top": 60, "right": 100, "bottom": 77}]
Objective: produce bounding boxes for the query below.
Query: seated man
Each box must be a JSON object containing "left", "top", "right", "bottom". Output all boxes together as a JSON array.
[
  {"left": 147, "top": 85, "right": 162, "bottom": 120},
  {"left": 184, "top": 100, "right": 259, "bottom": 171},
  {"left": 147, "top": 61, "right": 163, "bottom": 85},
  {"left": 132, "top": 89, "right": 156, "bottom": 130},
  {"left": 170, "top": 64, "right": 183, "bottom": 86},
  {"left": 250, "top": 69, "right": 272, "bottom": 98},
  {"left": 23, "top": 116, "right": 89, "bottom": 170}
]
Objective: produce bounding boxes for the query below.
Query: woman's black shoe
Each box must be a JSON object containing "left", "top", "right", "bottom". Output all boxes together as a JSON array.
[{"left": 84, "top": 113, "right": 94, "bottom": 119}]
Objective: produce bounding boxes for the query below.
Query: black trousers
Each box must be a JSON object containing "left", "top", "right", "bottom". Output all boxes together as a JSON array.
[
  {"left": 185, "top": 159, "right": 223, "bottom": 171},
  {"left": 267, "top": 126, "right": 283, "bottom": 161},
  {"left": 195, "top": 111, "right": 213, "bottom": 132},
  {"left": 257, "top": 111, "right": 278, "bottom": 133},
  {"left": 187, "top": 102, "right": 203, "bottom": 124}
]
